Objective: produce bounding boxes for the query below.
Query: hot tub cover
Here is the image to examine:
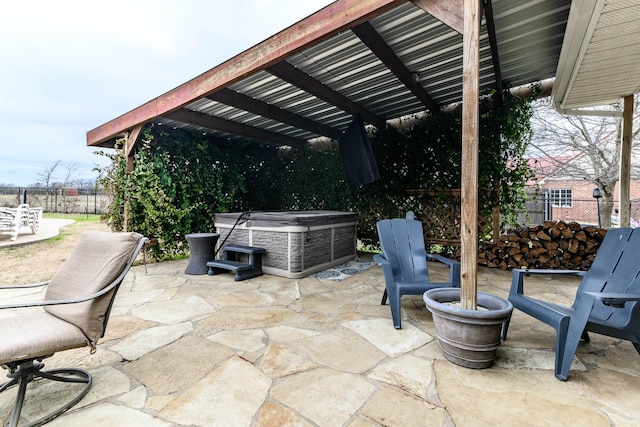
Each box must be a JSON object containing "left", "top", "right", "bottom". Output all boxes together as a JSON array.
[{"left": 215, "top": 210, "right": 357, "bottom": 228}]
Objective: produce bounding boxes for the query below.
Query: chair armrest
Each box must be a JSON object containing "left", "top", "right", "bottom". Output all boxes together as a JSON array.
[
  {"left": 511, "top": 268, "right": 586, "bottom": 296},
  {"left": 0, "top": 281, "right": 50, "bottom": 290},
  {"left": 373, "top": 253, "right": 387, "bottom": 265},
  {"left": 514, "top": 268, "right": 587, "bottom": 277},
  {"left": 426, "top": 253, "right": 457, "bottom": 267},
  {"left": 585, "top": 292, "right": 640, "bottom": 308},
  {"left": 426, "top": 254, "right": 460, "bottom": 286},
  {"left": 0, "top": 279, "right": 121, "bottom": 310}
]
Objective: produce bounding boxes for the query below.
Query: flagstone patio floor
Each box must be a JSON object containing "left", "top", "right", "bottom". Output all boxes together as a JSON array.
[{"left": 1, "top": 259, "right": 639, "bottom": 426}]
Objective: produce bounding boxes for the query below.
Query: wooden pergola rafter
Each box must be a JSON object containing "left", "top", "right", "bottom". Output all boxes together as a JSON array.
[
  {"left": 352, "top": 21, "right": 440, "bottom": 112},
  {"left": 207, "top": 88, "right": 341, "bottom": 140},
  {"left": 162, "top": 109, "right": 308, "bottom": 149},
  {"left": 482, "top": 0, "right": 503, "bottom": 102},
  {"left": 266, "top": 61, "right": 388, "bottom": 129}
]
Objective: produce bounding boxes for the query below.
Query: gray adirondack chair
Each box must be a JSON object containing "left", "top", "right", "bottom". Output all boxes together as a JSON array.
[
  {"left": 502, "top": 227, "right": 640, "bottom": 381},
  {"left": 374, "top": 212, "right": 460, "bottom": 329}
]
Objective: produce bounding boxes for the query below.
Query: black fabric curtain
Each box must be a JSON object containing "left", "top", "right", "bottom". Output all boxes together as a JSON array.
[{"left": 338, "top": 114, "right": 381, "bottom": 188}]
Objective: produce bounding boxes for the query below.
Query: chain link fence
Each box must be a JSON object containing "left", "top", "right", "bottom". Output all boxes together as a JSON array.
[{"left": 0, "top": 187, "right": 110, "bottom": 214}]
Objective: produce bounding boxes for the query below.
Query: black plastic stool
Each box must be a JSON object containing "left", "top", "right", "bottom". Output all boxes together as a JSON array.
[{"left": 185, "top": 233, "right": 219, "bottom": 275}]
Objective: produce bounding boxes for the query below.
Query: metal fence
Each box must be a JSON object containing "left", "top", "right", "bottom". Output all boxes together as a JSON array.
[
  {"left": 0, "top": 187, "right": 110, "bottom": 214},
  {"left": 518, "top": 191, "right": 640, "bottom": 228}
]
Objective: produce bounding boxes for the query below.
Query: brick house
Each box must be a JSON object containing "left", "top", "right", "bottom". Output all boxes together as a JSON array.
[{"left": 527, "top": 157, "right": 640, "bottom": 226}]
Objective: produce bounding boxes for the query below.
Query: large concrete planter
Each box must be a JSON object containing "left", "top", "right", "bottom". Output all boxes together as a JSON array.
[{"left": 423, "top": 288, "right": 513, "bottom": 369}]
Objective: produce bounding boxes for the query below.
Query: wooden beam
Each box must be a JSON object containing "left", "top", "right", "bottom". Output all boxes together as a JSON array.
[
  {"left": 125, "top": 125, "right": 142, "bottom": 173},
  {"left": 352, "top": 22, "right": 440, "bottom": 112},
  {"left": 87, "top": 0, "right": 404, "bottom": 147},
  {"left": 267, "top": 61, "right": 387, "bottom": 128},
  {"left": 411, "top": 0, "right": 463, "bottom": 34},
  {"left": 123, "top": 125, "right": 142, "bottom": 232},
  {"left": 482, "top": 0, "right": 503, "bottom": 99},
  {"left": 162, "top": 109, "right": 307, "bottom": 149},
  {"left": 207, "top": 88, "right": 341, "bottom": 140},
  {"left": 460, "top": 0, "right": 481, "bottom": 310},
  {"left": 619, "top": 95, "right": 633, "bottom": 227}
]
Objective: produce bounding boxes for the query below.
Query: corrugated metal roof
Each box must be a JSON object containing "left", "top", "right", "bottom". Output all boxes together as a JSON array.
[{"left": 91, "top": 0, "right": 574, "bottom": 148}]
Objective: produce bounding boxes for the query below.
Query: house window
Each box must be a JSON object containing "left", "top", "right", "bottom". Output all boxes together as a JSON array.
[{"left": 550, "top": 189, "right": 572, "bottom": 207}]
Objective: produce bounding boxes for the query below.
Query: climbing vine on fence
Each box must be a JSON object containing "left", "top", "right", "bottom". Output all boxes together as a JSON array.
[
  {"left": 354, "top": 91, "right": 535, "bottom": 246},
  {"left": 97, "top": 91, "right": 534, "bottom": 260}
]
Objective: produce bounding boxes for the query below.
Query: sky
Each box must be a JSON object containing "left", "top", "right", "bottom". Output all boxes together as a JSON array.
[{"left": 0, "top": 0, "right": 334, "bottom": 187}]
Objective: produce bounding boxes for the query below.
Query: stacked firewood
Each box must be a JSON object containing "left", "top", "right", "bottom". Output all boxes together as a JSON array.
[{"left": 475, "top": 220, "right": 608, "bottom": 271}]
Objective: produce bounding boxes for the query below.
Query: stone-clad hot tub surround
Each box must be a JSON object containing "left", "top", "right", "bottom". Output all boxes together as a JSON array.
[{"left": 215, "top": 211, "right": 357, "bottom": 279}]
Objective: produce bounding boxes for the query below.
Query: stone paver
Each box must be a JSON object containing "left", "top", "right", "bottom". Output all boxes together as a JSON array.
[
  {"left": 290, "top": 328, "right": 386, "bottom": 373},
  {"left": 367, "top": 354, "right": 436, "bottom": 399},
  {"left": 110, "top": 321, "right": 193, "bottom": 360},
  {"left": 132, "top": 295, "right": 214, "bottom": 323},
  {"left": 259, "top": 342, "right": 317, "bottom": 378},
  {"left": 117, "top": 385, "right": 147, "bottom": 408},
  {"left": 271, "top": 368, "right": 377, "bottom": 427},
  {"left": 256, "top": 401, "right": 314, "bottom": 427},
  {"left": 344, "top": 318, "right": 434, "bottom": 357},
  {"left": 122, "top": 335, "right": 234, "bottom": 395},
  {"left": 361, "top": 386, "right": 447, "bottom": 427},
  {"left": 160, "top": 357, "right": 271, "bottom": 426},
  {"left": 48, "top": 402, "right": 172, "bottom": 427},
  {"left": 1, "top": 260, "right": 639, "bottom": 426},
  {"left": 434, "top": 360, "right": 611, "bottom": 426},
  {"left": 495, "top": 346, "right": 587, "bottom": 372}
]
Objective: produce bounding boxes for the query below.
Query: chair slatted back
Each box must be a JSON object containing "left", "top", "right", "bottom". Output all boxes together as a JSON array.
[
  {"left": 377, "top": 213, "right": 429, "bottom": 282},
  {"left": 579, "top": 228, "right": 640, "bottom": 325}
]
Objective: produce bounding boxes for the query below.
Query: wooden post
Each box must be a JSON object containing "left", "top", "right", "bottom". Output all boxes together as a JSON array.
[
  {"left": 123, "top": 126, "right": 142, "bottom": 231},
  {"left": 125, "top": 126, "right": 142, "bottom": 173},
  {"left": 620, "top": 95, "right": 633, "bottom": 228},
  {"left": 460, "top": 0, "right": 480, "bottom": 310},
  {"left": 492, "top": 205, "right": 500, "bottom": 243}
]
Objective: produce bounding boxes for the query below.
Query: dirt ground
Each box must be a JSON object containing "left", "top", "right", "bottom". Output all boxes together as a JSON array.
[{"left": 0, "top": 220, "right": 110, "bottom": 285}]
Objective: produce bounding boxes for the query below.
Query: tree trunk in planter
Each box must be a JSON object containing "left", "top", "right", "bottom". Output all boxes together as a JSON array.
[{"left": 423, "top": 288, "right": 513, "bottom": 369}]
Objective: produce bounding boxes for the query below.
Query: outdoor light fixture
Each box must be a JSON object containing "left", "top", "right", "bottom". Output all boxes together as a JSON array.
[
  {"left": 593, "top": 187, "right": 602, "bottom": 227},
  {"left": 592, "top": 188, "right": 602, "bottom": 199}
]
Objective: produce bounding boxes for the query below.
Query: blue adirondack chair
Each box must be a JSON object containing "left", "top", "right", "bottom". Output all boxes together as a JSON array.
[
  {"left": 502, "top": 227, "right": 640, "bottom": 381},
  {"left": 374, "top": 212, "right": 461, "bottom": 329}
]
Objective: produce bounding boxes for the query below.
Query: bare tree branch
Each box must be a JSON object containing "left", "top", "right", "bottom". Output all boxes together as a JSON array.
[{"left": 529, "top": 95, "right": 640, "bottom": 227}]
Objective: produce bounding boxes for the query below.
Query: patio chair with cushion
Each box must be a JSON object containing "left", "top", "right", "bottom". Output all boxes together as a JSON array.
[
  {"left": 502, "top": 227, "right": 640, "bottom": 381},
  {"left": 0, "top": 231, "right": 146, "bottom": 427},
  {"left": 375, "top": 211, "right": 461, "bottom": 329}
]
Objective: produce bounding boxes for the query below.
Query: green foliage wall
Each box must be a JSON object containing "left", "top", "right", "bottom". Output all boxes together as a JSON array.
[
  {"left": 355, "top": 92, "right": 534, "bottom": 245},
  {"left": 97, "top": 92, "right": 533, "bottom": 260}
]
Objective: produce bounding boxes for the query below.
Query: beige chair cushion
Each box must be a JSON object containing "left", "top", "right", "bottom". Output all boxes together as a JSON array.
[
  {"left": 44, "top": 231, "right": 143, "bottom": 344},
  {"left": 0, "top": 311, "right": 88, "bottom": 365}
]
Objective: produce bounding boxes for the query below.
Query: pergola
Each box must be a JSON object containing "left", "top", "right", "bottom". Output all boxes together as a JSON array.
[{"left": 87, "top": 0, "right": 640, "bottom": 308}]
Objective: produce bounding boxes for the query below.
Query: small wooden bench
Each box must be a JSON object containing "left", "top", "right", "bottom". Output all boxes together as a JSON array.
[{"left": 206, "top": 245, "right": 266, "bottom": 281}]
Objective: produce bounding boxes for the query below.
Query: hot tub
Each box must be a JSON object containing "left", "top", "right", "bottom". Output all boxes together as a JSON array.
[{"left": 215, "top": 210, "right": 357, "bottom": 279}]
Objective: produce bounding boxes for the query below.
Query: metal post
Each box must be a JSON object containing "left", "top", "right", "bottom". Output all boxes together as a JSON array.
[
  {"left": 593, "top": 187, "right": 602, "bottom": 228},
  {"left": 544, "top": 190, "right": 550, "bottom": 221}
]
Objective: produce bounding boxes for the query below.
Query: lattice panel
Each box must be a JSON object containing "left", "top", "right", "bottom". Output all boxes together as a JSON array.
[{"left": 408, "top": 189, "right": 498, "bottom": 246}]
